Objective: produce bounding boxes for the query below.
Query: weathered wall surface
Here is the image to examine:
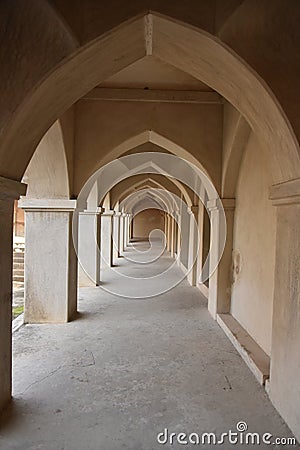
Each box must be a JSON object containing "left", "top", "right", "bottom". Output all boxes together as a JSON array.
[
  {"left": 22, "top": 121, "right": 69, "bottom": 199},
  {"left": 73, "top": 100, "right": 223, "bottom": 194},
  {"left": 1, "top": 2, "right": 300, "bottom": 185},
  {"left": 13, "top": 201, "right": 25, "bottom": 237},
  {"left": 270, "top": 202, "right": 300, "bottom": 443},
  {"left": 230, "top": 132, "right": 276, "bottom": 356},
  {"left": 133, "top": 209, "right": 164, "bottom": 238}
]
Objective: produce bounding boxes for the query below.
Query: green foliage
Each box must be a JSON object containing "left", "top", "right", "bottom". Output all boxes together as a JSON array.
[{"left": 12, "top": 305, "right": 24, "bottom": 320}]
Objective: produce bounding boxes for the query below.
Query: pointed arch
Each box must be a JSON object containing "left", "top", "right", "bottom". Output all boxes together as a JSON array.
[
  {"left": 110, "top": 174, "right": 193, "bottom": 209},
  {"left": 22, "top": 120, "right": 70, "bottom": 199},
  {"left": 0, "top": 13, "right": 299, "bottom": 186}
]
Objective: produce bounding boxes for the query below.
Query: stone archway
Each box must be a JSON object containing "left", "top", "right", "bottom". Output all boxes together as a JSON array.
[{"left": 0, "top": 13, "right": 299, "bottom": 186}]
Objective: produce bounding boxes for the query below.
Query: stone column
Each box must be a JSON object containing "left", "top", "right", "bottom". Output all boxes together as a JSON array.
[
  {"left": 129, "top": 214, "right": 133, "bottom": 241},
  {"left": 20, "top": 199, "right": 78, "bottom": 323},
  {"left": 170, "top": 214, "right": 175, "bottom": 258},
  {"left": 122, "top": 213, "right": 128, "bottom": 249},
  {"left": 197, "top": 201, "right": 205, "bottom": 282},
  {"left": 100, "top": 210, "right": 114, "bottom": 268},
  {"left": 121, "top": 213, "right": 127, "bottom": 252},
  {"left": 123, "top": 214, "right": 129, "bottom": 248},
  {"left": 268, "top": 180, "right": 300, "bottom": 442},
  {"left": 187, "top": 206, "right": 199, "bottom": 286},
  {"left": 207, "top": 198, "right": 235, "bottom": 319},
  {"left": 196, "top": 184, "right": 206, "bottom": 283},
  {"left": 179, "top": 207, "right": 190, "bottom": 270},
  {"left": 127, "top": 214, "right": 132, "bottom": 245},
  {"left": 167, "top": 214, "right": 171, "bottom": 252},
  {"left": 217, "top": 199, "right": 235, "bottom": 314},
  {"left": 0, "top": 176, "right": 27, "bottom": 410},
  {"left": 78, "top": 208, "right": 102, "bottom": 287},
  {"left": 172, "top": 213, "right": 178, "bottom": 256},
  {"left": 119, "top": 213, "right": 125, "bottom": 254},
  {"left": 164, "top": 212, "right": 168, "bottom": 245},
  {"left": 113, "top": 212, "right": 121, "bottom": 260},
  {"left": 176, "top": 213, "right": 182, "bottom": 264}
]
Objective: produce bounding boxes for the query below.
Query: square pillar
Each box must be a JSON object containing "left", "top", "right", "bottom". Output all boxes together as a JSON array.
[
  {"left": 176, "top": 213, "right": 182, "bottom": 264},
  {"left": 101, "top": 210, "right": 114, "bottom": 268},
  {"left": 78, "top": 208, "right": 102, "bottom": 287},
  {"left": 0, "top": 176, "right": 27, "bottom": 410},
  {"left": 113, "top": 212, "right": 121, "bottom": 260},
  {"left": 268, "top": 182, "right": 300, "bottom": 442},
  {"left": 123, "top": 213, "right": 130, "bottom": 248},
  {"left": 172, "top": 213, "right": 178, "bottom": 256},
  {"left": 123, "top": 214, "right": 128, "bottom": 248},
  {"left": 197, "top": 201, "right": 205, "bottom": 282},
  {"left": 187, "top": 206, "right": 199, "bottom": 286},
  {"left": 129, "top": 214, "right": 133, "bottom": 241},
  {"left": 20, "top": 199, "right": 78, "bottom": 323},
  {"left": 170, "top": 214, "right": 175, "bottom": 258},
  {"left": 167, "top": 214, "right": 171, "bottom": 252},
  {"left": 119, "top": 214, "right": 125, "bottom": 254},
  {"left": 207, "top": 198, "right": 235, "bottom": 319},
  {"left": 164, "top": 212, "right": 168, "bottom": 244},
  {"left": 215, "top": 199, "right": 235, "bottom": 315},
  {"left": 126, "top": 214, "right": 132, "bottom": 246},
  {"left": 179, "top": 206, "right": 190, "bottom": 270}
]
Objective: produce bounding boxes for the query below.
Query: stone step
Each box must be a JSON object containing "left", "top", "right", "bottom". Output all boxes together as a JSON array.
[
  {"left": 13, "top": 255, "right": 25, "bottom": 262},
  {"left": 13, "top": 269, "right": 24, "bottom": 277},
  {"left": 13, "top": 275, "right": 24, "bottom": 283},
  {"left": 217, "top": 313, "right": 270, "bottom": 385}
]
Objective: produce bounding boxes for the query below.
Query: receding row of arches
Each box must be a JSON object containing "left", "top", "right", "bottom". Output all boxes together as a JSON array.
[{"left": 1, "top": 5, "right": 300, "bottom": 443}]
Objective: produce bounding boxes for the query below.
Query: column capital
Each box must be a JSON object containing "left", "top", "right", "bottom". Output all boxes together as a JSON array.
[
  {"left": 114, "top": 212, "right": 122, "bottom": 217},
  {"left": 80, "top": 207, "right": 104, "bottom": 215},
  {"left": 188, "top": 205, "right": 198, "bottom": 215},
  {"left": 270, "top": 178, "right": 300, "bottom": 206},
  {"left": 206, "top": 198, "right": 219, "bottom": 211},
  {"left": 101, "top": 209, "right": 115, "bottom": 217},
  {"left": 0, "top": 175, "right": 27, "bottom": 200},
  {"left": 18, "top": 198, "right": 77, "bottom": 212},
  {"left": 207, "top": 198, "right": 235, "bottom": 212},
  {"left": 222, "top": 198, "right": 235, "bottom": 210}
]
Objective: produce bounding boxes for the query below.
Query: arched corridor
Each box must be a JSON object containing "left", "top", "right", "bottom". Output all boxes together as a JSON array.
[
  {"left": 2, "top": 241, "right": 293, "bottom": 449},
  {"left": 1, "top": 2, "right": 300, "bottom": 448}
]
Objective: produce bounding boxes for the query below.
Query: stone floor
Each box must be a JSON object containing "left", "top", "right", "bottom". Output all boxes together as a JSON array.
[
  {"left": 0, "top": 241, "right": 298, "bottom": 449},
  {"left": 12, "top": 286, "right": 24, "bottom": 307}
]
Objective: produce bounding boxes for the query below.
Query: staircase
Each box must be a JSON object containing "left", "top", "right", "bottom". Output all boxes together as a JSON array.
[{"left": 13, "top": 248, "right": 25, "bottom": 286}]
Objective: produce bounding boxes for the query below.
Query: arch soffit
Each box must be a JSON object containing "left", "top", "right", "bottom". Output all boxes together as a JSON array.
[
  {"left": 1, "top": 12, "right": 299, "bottom": 186},
  {"left": 110, "top": 174, "right": 192, "bottom": 209},
  {"left": 122, "top": 187, "right": 174, "bottom": 213},
  {"left": 22, "top": 119, "right": 70, "bottom": 199},
  {"left": 120, "top": 182, "right": 179, "bottom": 212}
]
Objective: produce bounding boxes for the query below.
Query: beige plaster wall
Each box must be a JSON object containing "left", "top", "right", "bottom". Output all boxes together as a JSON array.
[
  {"left": 230, "top": 132, "right": 276, "bottom": 356},
  {"left": 133, "top": 209, "right": 164, "bottom": 238},
  {"left": 73, "top": 100, "right": 223, "bottom": 194},
  {"left": 221, "top": 101, "right": 250, "bottom": 197},
  {"left": 22, "top": 121, "right": 69, "bottom": 199},
  {"left": 1, "top": 3, "right": 300, "bottom": 186},
  {"left": 60, "top": 107, "right": 75, "bottom": 197},
  {"left": 13, "top": 201, "right": 25, "bottom": 237}
]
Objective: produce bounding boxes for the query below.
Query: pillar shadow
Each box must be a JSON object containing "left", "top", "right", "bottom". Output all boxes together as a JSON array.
[
  {"left": 73, "top": 311, "right": 96, "bottom": 321},
  {"left": 0, "top": 398, "right": 31, "bottom": 432}
]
